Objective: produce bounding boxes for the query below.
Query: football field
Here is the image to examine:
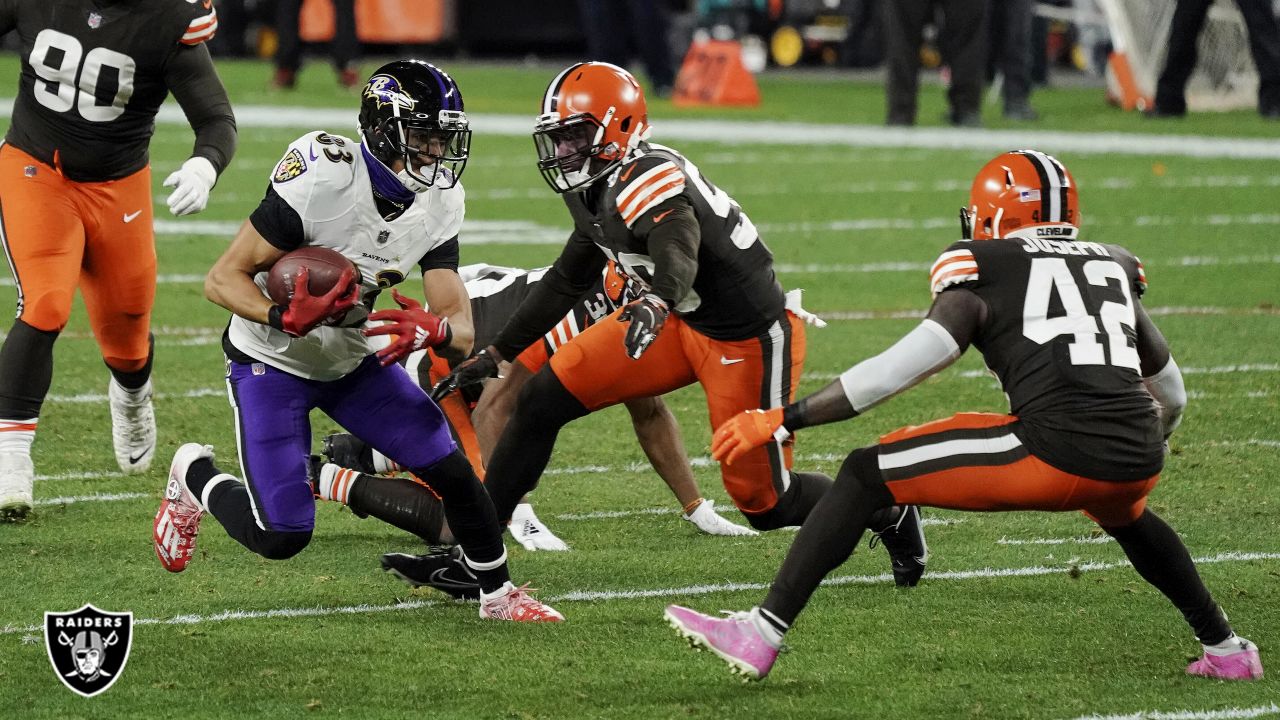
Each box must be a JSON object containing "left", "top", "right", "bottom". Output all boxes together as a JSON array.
[{"left": 1, "top": 58, "right": 1278, "bottom": 718}]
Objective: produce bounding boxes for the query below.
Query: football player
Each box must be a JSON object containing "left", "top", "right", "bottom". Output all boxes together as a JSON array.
[
  {"left": 151, "top": 60, "right": 561, "bottom": 622},
  {"left": 0, "top": 0, "right": 237, "bottom": 519},
  {"left": 315, "top": 262, "right": 759, "bottom": 564},
  {"left": 665, "top": 150, "right": 1263, "bottom": 682},
  {"left": 433, "top": 62, "right": 926, "bottom": 585}
]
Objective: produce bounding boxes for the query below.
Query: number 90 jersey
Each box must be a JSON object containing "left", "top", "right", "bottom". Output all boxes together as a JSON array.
[
  {"left": 0, "top": 0, "right": 217, "bottom": 181},
  {"left": 562, "top": 142, "right": 786, "bottom": 341},
  {"left": 929, "top": 231, "right": 1164, "bottom": 481}
]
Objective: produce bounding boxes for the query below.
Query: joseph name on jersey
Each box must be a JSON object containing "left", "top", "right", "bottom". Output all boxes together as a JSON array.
[
  {"left": 229, "top": 131, "right": 464, "bottom": 381},
  {"left": 930, "top": 230, "right": 1163, "bottom": 481},
  {"left": 1, "top": 0, "right": 217, "bottom": 181},
  {"left": 563, "top": 142, "right": 786, "bottom": 340}
]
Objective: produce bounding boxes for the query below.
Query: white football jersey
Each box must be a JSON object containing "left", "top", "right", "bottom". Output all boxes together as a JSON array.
[{"left": 228, "top": 131, "right": 465, "bottom": 381}]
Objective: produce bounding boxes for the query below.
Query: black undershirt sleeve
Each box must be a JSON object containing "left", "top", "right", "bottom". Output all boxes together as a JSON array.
[
  {"left": 633, "top": 196, "right": 699, "bottom": 305},
  {"left": 490, "top": 232, "right": 607, "bottom": 361},
  {"left": 417, "top": 236, "right": 460, "bottom": 272},
  {"left": 165, "top": 43, "right": 237, "bottom": 175},
  {"left": 248, "top": 185, "right": 306, "bottom": 251}
]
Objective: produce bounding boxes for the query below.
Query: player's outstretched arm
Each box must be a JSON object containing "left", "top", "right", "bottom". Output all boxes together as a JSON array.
[
  {"left": 422, "top": 268, "right": 475, "bottom": 364},
  {"left": 712, "top": 289, "right": 983, "bottom": 465}
]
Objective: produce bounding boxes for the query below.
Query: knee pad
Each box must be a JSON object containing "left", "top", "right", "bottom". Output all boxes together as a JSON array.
[{"left": 255, "top": 529, "right": 312, "bottom": 560}]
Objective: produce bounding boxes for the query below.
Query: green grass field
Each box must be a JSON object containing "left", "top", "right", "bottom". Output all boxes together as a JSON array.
[{"left": 0, "top": 56, "right": 1278, "bottom": 719}]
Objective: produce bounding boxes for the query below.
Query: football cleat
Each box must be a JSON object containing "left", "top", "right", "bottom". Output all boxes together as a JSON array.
[
  {"left": 380, "top": 545, "right": 480, "bottom": 600},
  {"left": 869, "top": 505, "right": 928, "bottom": 587},
  {"left": 109, "top": 378, "right": 156, "bottom": 474},
  {"left": 665, "top": 605, "right": 779, "bottom": 681},
  {"left": 153, "top": 443, "right": 212, "bottom": 573},
  {"left": 509, "top": 503, "right": 569, "bottom": 551},
  {"left": 683, "top": 500, "right": 759, "bottom": 537},
  {"left": 479, "top": 582, "right": 564, "bottom": 622},
  {"left": 1186, "top": 637, "right": 1263, "bottom": 681},
  {"left": 322, "top": 433, "right": 375, "bottom": 474},
  {"left": 0, "top": 452, "right": 34, "bottom": 521}
]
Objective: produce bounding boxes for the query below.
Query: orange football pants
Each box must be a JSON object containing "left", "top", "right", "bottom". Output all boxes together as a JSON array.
[
  {"left": 424, "top": 350, "right": 485, "bottom": 479},
  {"left": 0, "top": 144, "right": 156, "bottom": 370},
  {"left": 877, "top": 412, "right": 1159, "bottom": 527},
  {"left": 548, "top": 308, "right": 806, "bottom": 514}
]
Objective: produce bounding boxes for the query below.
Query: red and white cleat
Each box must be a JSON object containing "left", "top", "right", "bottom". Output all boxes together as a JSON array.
[
  {"left": 153, "top": 443, "right": 213, "bottom": 573},
  {"left": 479, "top": 583, "right": 564, "bottom": 622},
  {"left": 1187, "top": 637, "right": 1263, "bottom": 681}
]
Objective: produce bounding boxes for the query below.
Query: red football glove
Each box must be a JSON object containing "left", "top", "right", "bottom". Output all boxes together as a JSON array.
[
  {"left": 274, "top": 266, "right": 359, "bottom": 337},
  {"left": 711, "top": 408, "right": 789, "bottom": 465},
  {"left": 363, "top": 289, "right": 453, "bottom": 366}
]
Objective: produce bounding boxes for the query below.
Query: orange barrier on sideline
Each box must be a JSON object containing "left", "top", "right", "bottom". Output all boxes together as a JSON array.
[
  {"left": 672, "top": 39, "right": 761, "bottom": 108},
  {"left": 1107, "top": 51, "right": 1151, "bottom": 112},
  {"left": 300, "top": 0, "right": 449, "bottom": 45}
]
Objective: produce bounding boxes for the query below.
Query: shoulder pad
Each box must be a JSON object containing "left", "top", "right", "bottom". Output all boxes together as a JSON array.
[
  {"left": 270, "top": 131, "right": 358, "bottom": 209},
  {"left": 929, "top": 241, "right": 979, "bottom": 297},
  {"left": 613, "top": 155, "right": 686, "bottom": 229},
  {"left": 1108, "top": 244, "right": 1148, "bottom": 298},
  {"left": 179, "top": 0, "right": 218, "bottom": 46}
]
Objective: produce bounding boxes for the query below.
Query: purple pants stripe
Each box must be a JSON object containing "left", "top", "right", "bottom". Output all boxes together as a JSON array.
[{"left": 225, "top": 355, "right": 457, "bottom": 532}]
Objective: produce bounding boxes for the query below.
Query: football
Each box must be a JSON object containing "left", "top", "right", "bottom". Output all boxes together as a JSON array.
[{"left": 266, "top": 246, "right": 358, "bottom": 306}]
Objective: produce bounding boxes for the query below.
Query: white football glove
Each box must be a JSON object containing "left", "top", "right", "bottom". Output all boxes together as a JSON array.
[
  {"left": 509, "top": 503, "right": 570, "bottom": 551},
  {"left": 163, "top": 156, "right": 217, "bottom": 216},
  {"left": 683, "top": 499, "right": 759, "bottom": 537}
]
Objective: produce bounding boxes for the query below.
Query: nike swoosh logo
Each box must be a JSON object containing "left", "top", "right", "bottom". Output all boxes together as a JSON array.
[
  {"left": 128, "top": 446, "right": 153, "bottom": 464},
  {"left": 652, "top": 209, "right": 674, "bottom": 223},
  {"left": 429, "top": 567, "right": 477, "bottom": 589},
  {"left": 720, "top": 356, "right": 744, "bottom": 365},
  {"left": 308, "top": 145, "right": 319, "bottom": 162},
  {"left": 123, "top": 210, "right": 142, "bottom": 223},
  {"left": 619, "top": 164, "right": 638, "bottom": 182}
]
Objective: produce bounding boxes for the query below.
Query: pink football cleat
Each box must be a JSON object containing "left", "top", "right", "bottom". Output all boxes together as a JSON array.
[
  {"left": 479, "top": 583, "right": 564, "bottom": 622},
  {"left": 1186, "top": 638, "right": 1263, "bottom": 680},
  {"left": 665, "top": 605, "right": 780, "bottom": 681},
  {"left": 153, "top": 443, "right": 213, "bottom": 573}
]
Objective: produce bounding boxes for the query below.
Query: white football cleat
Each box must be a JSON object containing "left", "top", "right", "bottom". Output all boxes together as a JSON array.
[
  {"left": 684, "top": 499, "right": 760, "bottom": 537},
  {"left": 0, "top": 452, "right": 34, "bottom": 521},
  {"left": 110, "top": 378, "right": 156, "bottom": 474},
  {"left": 153, "top": 443, "right": 212, "bottom": 572},
  {"left": 509, "top": 503, "right": 569, "bottom": 551}
]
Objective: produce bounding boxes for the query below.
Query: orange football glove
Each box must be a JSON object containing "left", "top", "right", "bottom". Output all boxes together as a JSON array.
[{"left": 711, "top": 408, "right": 786, "bottom": 465}]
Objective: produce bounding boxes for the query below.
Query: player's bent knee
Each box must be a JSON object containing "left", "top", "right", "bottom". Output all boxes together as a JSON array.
[
  {"left": 21, "top": 291, "right": 75, "bottom": 332},
  {"left": 254, "top": 530, "right": 313, "bottom": 560},
  {"left": 511, "top": 369, "right": 588, "bottom": 430}
]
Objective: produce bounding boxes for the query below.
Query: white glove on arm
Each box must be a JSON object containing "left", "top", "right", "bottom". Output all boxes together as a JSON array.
[{"left": 163, "top": 156, "right": 217, "bottom": 216}]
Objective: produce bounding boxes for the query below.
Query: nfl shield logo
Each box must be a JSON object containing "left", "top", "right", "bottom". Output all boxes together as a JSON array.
[
  {"left": 87, "top": 12, "right": 102, "bottom": 28},
  {"left": 44, "top": 604, "right": 133, "bottom": 697},
  {"left": 375, "top": 230, "right": 390, "bottom": 245}
]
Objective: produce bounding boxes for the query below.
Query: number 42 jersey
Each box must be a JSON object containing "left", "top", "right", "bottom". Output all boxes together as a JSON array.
[
  {"left": 930, "top": 231, "right": 1164, "bottom": 481},
  {"left": 0, "top": 0, "right": 218, "bottom": 181}
]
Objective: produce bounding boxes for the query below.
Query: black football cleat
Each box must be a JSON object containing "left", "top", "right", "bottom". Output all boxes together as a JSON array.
[
  {"left": 869, "top": 505, "right": 928, "bottom": 587},
  {"left": 380, "top": 546, "right": 480, "bottom": 600},
  {"left": 322, "top": 433, "right": 375, "bottom": 474}
]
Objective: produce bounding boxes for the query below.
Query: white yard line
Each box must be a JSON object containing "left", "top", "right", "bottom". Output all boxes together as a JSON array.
[
  {"left": 35, "top": 470, "right": 127, "bottom": 482},
  {"left": 2, "top": 550, "right": 1274, "bottom": 636},
  {"left": 33, "top": 491, "right": 149, "bottom": 507},
  {"left": 1071, "top": 704, "right": 1280, "bottom": 720},
  {"left": 998, "top": 536, "right": 1115, "bottom": 546}
]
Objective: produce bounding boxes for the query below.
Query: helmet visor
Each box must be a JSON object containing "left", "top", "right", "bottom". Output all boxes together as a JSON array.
[
  {"left": 533, "top": 115, "right": 614, "bottom": 193},
  {"left": 386, "top": 110, "right": 470, "bottom": 189}
]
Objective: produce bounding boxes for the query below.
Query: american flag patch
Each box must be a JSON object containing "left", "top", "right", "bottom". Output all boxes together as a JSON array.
[{"left": 1018, "top": 189, "right": 1041, "bottom": 202}]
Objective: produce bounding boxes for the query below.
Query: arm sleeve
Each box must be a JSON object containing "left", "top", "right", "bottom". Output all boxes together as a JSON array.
[
  {"left": 1142, "top": 356, "right": 1186, "bottom": 439},
  {"left": 838, "top": 319, "right": 962, "bottom": 413},
  {"left": 0, "top": 0, "right": 16, "bottom": 35},
  {"left": 490, "top": 233, "right": 607, "bottom": 360},
  {"left": 634, "top": 196, "right": 699, "bottom": 305},
  {"left": 418, "top": 236, "right": 460, "bottom": 272},
  {"left": 164, "top": 43, "right": 237, "bottom": 176},
  {"left": 248, "top": 185, "right": 306, "bottom": 252}
]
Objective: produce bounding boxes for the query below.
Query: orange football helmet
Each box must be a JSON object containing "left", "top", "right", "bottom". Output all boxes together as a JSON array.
[
  {"left": 961, "top": 150, "right": 1079, "bottom": 240},
  {"left": 534, "top": 62, "right": 650, "bottom": 193}
]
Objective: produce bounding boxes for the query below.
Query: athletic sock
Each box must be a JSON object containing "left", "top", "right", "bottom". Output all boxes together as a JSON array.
[
  {"left": 0, "top": 419, "right": 37, "bottom": 455},
  {"left": 750, "top": 606, "right": 787, "bottom": 648},
  {"left": 370, "top": 449, "right": 403, "bottom": 474},
  {"left": 315, "top": 463, "right": 360, "bottom": 504}
]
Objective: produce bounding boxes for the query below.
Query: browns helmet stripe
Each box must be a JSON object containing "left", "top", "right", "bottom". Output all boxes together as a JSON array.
[
  {"left": 542, "top": 63, "right": 585, "bottom": 116},
  {"left": 1015, "top": 150, "right": 1055, "bottom": 222}
]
